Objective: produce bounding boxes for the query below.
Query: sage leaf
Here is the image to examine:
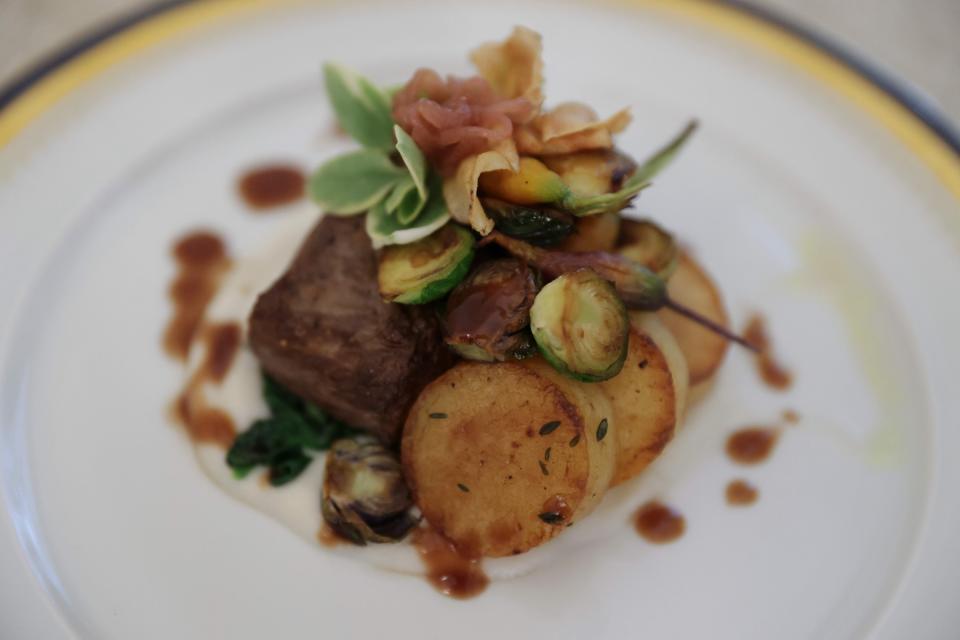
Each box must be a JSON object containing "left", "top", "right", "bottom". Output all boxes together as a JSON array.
[
  {"left": 395, "top": 185, "right": 427, "bottom": 225},
  {"left": 309, "top": 149, "right": 405, "bottom": 215},
  {"left": 366, "top": 174, "right": 450, "bottom": 248},
  {"left": 394, "top": 125, "right": 428, "bottom": 200},
  {"left": 323, "top": 63, "right": 395, "bottom": 151},
  {"left": 385, "top": 177, "right": 417, "bottom": 214}
]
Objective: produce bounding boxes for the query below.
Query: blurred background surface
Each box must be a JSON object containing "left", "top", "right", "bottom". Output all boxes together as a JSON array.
[{"left": 1, "top": 0, "right": 958, "bottom": 123}]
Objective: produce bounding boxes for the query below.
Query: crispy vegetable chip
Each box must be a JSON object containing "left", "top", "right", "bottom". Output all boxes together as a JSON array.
[
  {"left": 516, "top": 102, "right": 632, "bottom": 155},
  {"left": 443, "top": 140, "right": 520, "bottom": 235},
  {"left": 470, "top": 26, "right": 544, "bottom": 118}
]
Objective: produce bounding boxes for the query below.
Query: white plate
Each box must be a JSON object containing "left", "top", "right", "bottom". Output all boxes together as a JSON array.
[{"left": 2, "top": 1, "right": 960, "bottom": 638}]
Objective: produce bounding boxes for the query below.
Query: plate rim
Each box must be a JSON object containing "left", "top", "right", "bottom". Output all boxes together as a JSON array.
[
  {"left": 0, "top": 0, "right": 959, "bottom": 200},
  {"left": 1, "top": 1, "right": 959, "bottom": 637}
]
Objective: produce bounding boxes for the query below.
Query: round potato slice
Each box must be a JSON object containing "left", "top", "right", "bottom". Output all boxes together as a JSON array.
[
  {"left": 657, "top": 253, "right": 729, "bottom": 388},
  {"left": 598, "top": 314, "right": 688, "bottom": 485},
  {"left": 402, "top": 360, "right": 615, "bottom": 557}
]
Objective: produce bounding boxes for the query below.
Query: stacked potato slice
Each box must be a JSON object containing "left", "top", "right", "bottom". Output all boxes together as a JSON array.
[{"left": 402, "top": 256, "right": 727, "bottom": 557}]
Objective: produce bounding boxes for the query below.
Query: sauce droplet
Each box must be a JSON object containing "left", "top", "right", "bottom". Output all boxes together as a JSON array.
[
  {"left": 725, "top": 479, "right": 758, "bottom": 506},
  {"left": 726, "top": 427, "right": 779, "bottom": 465},
  {"left": 411, "top": 525, "right": 488, "bottom": 599},
  {"left": 204, "top": 323, "right": 242, "bottom": 383},
  {"left": 782, "top": 408, "right": 800, "bottom": 424},
  {"left": 316, "top": 524, "right": 343, "bottom": 548},
  {"left": 163, "top": 231, "right": 230, "bottom": 361},
  {"left": 539, "top": 494, "right": 573, "bottom": 525},
  {"left": 633, "top": 500, "right": 685, "bottom": 544},
  {"left": 170, "top": 322, "right": 242, "bottom": 448},
  {"left": 744, "top": 314, "right": 793, "bottom": 390},
  {"left": 237, "top": 164, "right": 305, "bottom": 210}
]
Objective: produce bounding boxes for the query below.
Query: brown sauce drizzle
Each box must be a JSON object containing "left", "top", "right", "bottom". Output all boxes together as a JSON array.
[
  {"left": 171, "top": 322, "right": 242, "bottom": 448},
  {"left": 633, "top": 500, "right": 685, "bottom": 544},
  {"left": 782, "top": 408, "right": 800, "bottom": 424},
  {"left": 163, "top": 231, "right": 230, "bottom": 361},
  {"left": 411, "top": 526, "right": 488, "bottom": 599},
  {"left": 540, "top": 494, "right": 573, "bottom": 524},
  {"left": 744, "top": 314, "right": 793, "bottom": 390},
  {"left": 316, "top": 524, "right": 343, "bottom": 548},
  {"left": 726, "top": 427, "right": 779, "bottom": 465},
  {"left": 237, "top": 164, "right": 305, "bottom": 210},
  {"left": 204, "top": 322, "right": 241, "bottom": 383},
  {"left": 725, "top": 479, "right": 758, "bottom": 506}
]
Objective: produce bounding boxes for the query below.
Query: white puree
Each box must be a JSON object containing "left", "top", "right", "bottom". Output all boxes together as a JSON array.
[{"left": 184, "top": 210, "right": 682, "bottom": 580}]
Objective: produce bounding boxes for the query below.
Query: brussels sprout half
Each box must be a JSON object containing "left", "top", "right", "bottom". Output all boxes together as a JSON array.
[
  {"left": 377, "top": 224, "right": 475, "bottom": 304},
  {"left": 529, "top": 269, "right": 629, "bottom": 382},
  {"left": 321, "top": 436, "right": 417, "bottom": 545}
]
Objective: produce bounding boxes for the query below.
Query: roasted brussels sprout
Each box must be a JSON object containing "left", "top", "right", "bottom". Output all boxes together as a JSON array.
[
  {"left": 321, "top": 436, "right": 417, "bottom": 545},
  {"left": 529, "top": 269, "right": 629, "bottom": 381},
  {"left": 617, "top": 218, "right": 679, "bottom": 279},
  {"left": 481, "top": 198, "right": 575, "bottom": 246},
  {"left": 556, "top": 121, "right": 698, "bottom": 217},
  {"left": 377, "top": 224, "right": 475, "bottom": 304},
  {"left": 542, "top": 149, "right": 638, "bottom": 199},
  {"left": 478, "top": 156, "right": 570, "bottom": 205},
  {"left": 444, "top": 258, "right": 539, "bottom": 362}
]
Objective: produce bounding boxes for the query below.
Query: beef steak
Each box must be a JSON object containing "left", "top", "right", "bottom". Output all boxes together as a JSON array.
[{"left": 248, "top": 216, "right": 455, "bottom": 444}]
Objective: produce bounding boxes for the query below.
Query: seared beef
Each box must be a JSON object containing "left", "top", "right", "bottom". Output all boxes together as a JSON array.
[{"left": 248, "top": 216, "right": 455, "bottom": 444}]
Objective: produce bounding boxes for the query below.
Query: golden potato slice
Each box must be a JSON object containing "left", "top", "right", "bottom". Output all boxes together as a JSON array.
[
  {"left": 658, "top": 253, "right": 729, "bottom": 387},
  {"left": 598, "top": 314, "right": 688, "bottom": 485},
  {"left": 556, "top": 211, "right": 620, "bottom": 253},
  {"left": 402, "top": 360, "right": 615, "bottom": 557}
]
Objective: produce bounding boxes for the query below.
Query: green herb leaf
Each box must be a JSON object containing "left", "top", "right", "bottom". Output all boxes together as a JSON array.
[
  {"left": 309, "top": 149, "right": 405, "bottom": 215},
  {"left": 539, "top": 420, "right": 561, "bottom": 436},
  {"left": 596, "top": 418, "right": 609, "bottom": 442},
  {"left": 232, "top": 466, "right": 254, "bottom": 480},
  {"left": 366, "top": 173, "right": 450, "bottom": 248},
  {"left": 323, "top": 63, "right": 395, "bottom": 151},
  {"left": 268, "top": 449, "right": 312, "bottom": 486},
  {"left": 394, "top": 125, "right": 428, "bottom": 201},
  {"left": 394, "top": 185, "right": 427, "bottom": 225},
  {"left": 384, "top": 177, "right": 417, "bottom": 214}
]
